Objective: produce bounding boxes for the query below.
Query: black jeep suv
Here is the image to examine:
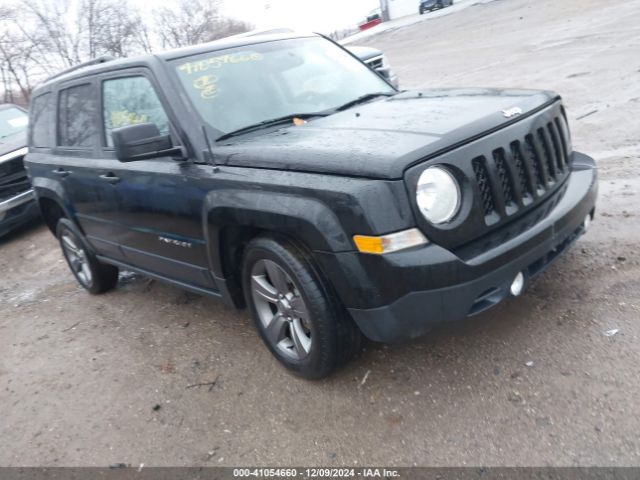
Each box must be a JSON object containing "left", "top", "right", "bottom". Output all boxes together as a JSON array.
[{"left": 26, "top": 33, "right": 597, "bottom": 378}]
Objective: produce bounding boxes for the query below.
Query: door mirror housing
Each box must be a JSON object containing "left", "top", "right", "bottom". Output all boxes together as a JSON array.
[{"left": 112, "top": 123, "right": 184, "bottom": 162}]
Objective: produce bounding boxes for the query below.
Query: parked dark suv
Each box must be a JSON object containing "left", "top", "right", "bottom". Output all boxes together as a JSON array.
[{"left": 26, "top": 33, "right": 597, "bottom": 378}]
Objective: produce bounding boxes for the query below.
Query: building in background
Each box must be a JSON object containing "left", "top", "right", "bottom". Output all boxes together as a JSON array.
[{"left": 382, "top": 0, "right": 420, "bottom": 20}]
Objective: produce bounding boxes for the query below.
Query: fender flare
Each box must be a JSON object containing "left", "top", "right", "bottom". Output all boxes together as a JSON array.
[
  {"left": 30, "top": 177, "right": 79, "bottom": 230},
  {"left": 202, "top": 188, "right": 353, "bottom": 278}
]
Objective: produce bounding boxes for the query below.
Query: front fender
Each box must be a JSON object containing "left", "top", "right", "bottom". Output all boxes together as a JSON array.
[{"left": 203, "top": 188, "right": 352, "bottom": 277}]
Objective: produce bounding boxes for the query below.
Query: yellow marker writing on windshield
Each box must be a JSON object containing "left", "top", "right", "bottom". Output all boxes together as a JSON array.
[{"left": 179, "top": 52, "right": 263, "bottom": 75}]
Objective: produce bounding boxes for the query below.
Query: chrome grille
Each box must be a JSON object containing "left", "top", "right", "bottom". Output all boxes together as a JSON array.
[
  {"left": 365, "top": 56, "right": 384, "bottom": 71},
  {"left": 0, "top": 155, "right": 25, "bottom": 179},
  {"left": 0, "top": 152, "right": 30, "bottom": 202}
]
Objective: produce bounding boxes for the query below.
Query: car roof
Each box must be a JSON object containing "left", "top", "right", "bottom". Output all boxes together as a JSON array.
[
  {"left": 156, "top": 31, "right": 317, "bottom": 60},
  {"left": 35, "top": 32, "right": 318, "bottom": 93}
]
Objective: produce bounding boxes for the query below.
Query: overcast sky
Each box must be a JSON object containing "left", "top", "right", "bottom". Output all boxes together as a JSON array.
[{"left": 219, "top": 0, "right": 381, "bottom": 33}]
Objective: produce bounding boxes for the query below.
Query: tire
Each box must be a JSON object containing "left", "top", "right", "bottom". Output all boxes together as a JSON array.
[
  {"left": 57, "top": 218, "right": 119, "bottom": 294},
  {"left": 242, "top": 234, "right": 362, "bottom": 379}
]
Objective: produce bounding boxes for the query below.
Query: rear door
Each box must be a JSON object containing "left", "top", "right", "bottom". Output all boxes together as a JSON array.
[
  {"left": 53, "top": 80, "right": 122, "bottom": 259},
  {"left": 97, "top": 70, "right": 215, "bottom": 290}
]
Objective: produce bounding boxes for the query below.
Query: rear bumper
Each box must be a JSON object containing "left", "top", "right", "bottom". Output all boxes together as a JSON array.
[
  {"left": 0, "top": 189, "right": 38, "bottom": 236},
  {"left": 324, "top": 153, "right": 598, "bottom": 343}
]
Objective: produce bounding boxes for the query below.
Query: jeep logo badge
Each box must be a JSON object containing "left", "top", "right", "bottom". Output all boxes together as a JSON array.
[{"left": 502, "top": 107, "right": 523, "bottom": 118}]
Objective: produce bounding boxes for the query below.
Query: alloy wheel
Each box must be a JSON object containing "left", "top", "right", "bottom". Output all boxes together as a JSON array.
[
  {"left": 61, "top": 233, "right": 93, "bottom": 287},
  {"left": 250, "top": 259, "right": 312, "bottom": 360}
]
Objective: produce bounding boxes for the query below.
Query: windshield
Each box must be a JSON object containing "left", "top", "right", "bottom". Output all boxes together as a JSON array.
[
  {"left": 0, "top": 107, "right": 28, "bottom": 139},
  {"left": 171, "top": 37, "right": 395, "bottom": 135}
]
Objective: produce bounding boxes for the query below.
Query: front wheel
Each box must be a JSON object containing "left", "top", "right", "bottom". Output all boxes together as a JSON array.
[
  {"left": 57, "top": 218, "right": 119, "bottom": 294},
  {"left": 242, "top": 235, "right": 362, "bottom": 379}
]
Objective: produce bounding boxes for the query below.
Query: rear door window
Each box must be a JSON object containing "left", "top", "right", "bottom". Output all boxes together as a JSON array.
[
  {"left": 102, "top": 76, "right": 169, "bottom": 148},
  {"left": 58, "top": 84, "right": 98, "bottom": 148}
]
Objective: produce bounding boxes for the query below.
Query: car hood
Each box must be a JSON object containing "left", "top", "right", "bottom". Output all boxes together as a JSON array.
[
  {"left": 346, "top": 45, "right": 382, "bottom": 62},
  {"left": 215, "top": 88, "right": 559, "bottom": 179},
  {"left": 0, "top": 132, "right": 27, "bottom": 157}
]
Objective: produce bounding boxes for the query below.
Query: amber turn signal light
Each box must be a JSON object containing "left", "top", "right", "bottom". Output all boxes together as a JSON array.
[{"left": 353, "top": 228, "right": 428, "bottom": 255}]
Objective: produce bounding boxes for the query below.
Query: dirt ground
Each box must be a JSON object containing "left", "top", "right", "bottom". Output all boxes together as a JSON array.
[{"left": 1, "top": 0, "right": 639, "bottom": 467}]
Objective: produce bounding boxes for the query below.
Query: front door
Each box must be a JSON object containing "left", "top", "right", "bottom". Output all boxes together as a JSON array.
[{"left": 98, "top": 72, "right": 215, "bottom": 290}]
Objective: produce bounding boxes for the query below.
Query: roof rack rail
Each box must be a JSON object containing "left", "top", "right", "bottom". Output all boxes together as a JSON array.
[{"left": 47, "top": 55, "right": 115, "bottom": 82}]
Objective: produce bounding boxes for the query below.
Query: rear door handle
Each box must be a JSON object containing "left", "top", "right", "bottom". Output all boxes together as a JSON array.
[
  {"left": 52, "top": 168, "right": 70, "bottom": 178},
  {"left": 99, "top": 173, "right": 121, "bottom": 184}
]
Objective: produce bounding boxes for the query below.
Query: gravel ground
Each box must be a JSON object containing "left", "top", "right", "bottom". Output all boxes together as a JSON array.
[{"left": 1, "top": 0, "right": 639, "bottom": 467}]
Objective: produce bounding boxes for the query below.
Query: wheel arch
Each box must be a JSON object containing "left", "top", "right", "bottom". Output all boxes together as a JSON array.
[
  {"left": 202, "top": 189, "right": 353, "bottom": 308},
  {"left": 31, "top": 180, "right": 76, "bottom": 235}
]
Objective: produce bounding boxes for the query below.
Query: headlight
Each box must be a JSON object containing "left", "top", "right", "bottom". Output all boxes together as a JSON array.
[{"left": 416, "top": 166, "right": 461, "bottom": 224}]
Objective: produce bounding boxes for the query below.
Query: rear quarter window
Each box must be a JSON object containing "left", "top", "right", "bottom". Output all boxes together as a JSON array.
[{"left": 29, "top": 93, "right": 53, "bottom": 148}]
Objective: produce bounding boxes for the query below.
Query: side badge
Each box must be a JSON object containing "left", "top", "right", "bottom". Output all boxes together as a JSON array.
[{"left": 158, "top": 236, "right": 193, "bottom": 248}]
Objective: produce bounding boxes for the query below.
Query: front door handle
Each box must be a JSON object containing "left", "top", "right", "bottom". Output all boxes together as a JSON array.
[
  {"left": 99, "top": 173, "right": 121, "bottom": 184},
  {"left": 52, "top": 168, "right": 70, "bottom": 178}
]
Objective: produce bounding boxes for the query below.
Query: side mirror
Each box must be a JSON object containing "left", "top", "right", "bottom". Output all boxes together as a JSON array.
[{"left": 112, "top": 123, "right": 184, "bottom": 162}]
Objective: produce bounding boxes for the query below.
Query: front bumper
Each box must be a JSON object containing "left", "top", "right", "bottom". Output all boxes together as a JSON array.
[
  {"left": 0, "top": 189, "right": 38, "bottom": 236},
  {"left": 321, "top": 153, "right": 598, "bottom": 343}
]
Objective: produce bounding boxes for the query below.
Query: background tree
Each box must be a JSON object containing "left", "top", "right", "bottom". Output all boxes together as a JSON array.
[
  {"left": 154, "top": 0, "right": 252, "bottom": 49},
  {"left": 0, "top": 0, "right": 253, "bottom": 104},
  {"left": 0, "top": 5, "right": 39, "bottom": 104}
]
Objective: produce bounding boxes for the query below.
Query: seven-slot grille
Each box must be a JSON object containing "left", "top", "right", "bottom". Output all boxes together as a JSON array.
[{"left": 472, "top": 116, "right": 571, "bottom": 224}]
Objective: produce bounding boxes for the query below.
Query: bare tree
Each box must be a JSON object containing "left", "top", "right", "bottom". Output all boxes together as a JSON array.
[
  {"left": 19, "top": 0, "right": 82, "bottom": 69},
  {"left": 0, "top": 5, "right": 39, "bottom": 104},
  {"left": 82, "top": 0, "right": 147, "bottom": 58},
  {"left": 0, "top": 0, "right": 253, "bottom": 103},
  {"left": 154, "top": 0, "right": 253, "bottom": 49}
]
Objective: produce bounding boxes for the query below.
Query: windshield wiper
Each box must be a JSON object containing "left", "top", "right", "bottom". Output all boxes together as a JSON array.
[
  {"left": 215, "top": 113, "right": 329, "bottom": 142},
  {"left": 333, "top": 92, "right": 396, "bottom": 112}
]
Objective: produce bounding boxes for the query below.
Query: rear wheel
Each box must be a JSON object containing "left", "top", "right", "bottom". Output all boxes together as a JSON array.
[
  {"left": 242, "top": 235, "right": 362, "bottom": 379},
  {"left": 57, "top": 218, "right": 119, "bottom": 294}
]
